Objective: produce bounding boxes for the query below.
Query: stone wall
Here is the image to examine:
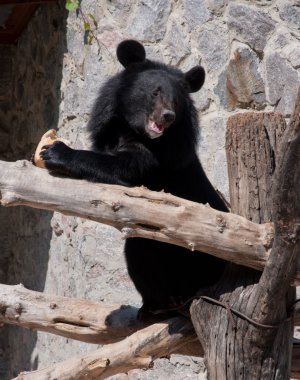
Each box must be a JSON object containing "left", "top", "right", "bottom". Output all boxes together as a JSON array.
[
  {"left": 1, "top": 0, "right": 300, "bottom": 379},
  {"left": 0, "top": 3, "right": 67, "bottom": 378}
]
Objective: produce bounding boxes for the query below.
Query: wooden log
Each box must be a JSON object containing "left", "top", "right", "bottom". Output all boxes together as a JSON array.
[
  {"left": 0, "top": 283, "right": 141, "bottom": 344},
  {"left": 0, "top": 158, "right": 293, "bottom": 282},
  {"left": 12, "top": 317, "right": 200, "bottom": 380},
  {"left": 0, "top": 283, "right": 201, "bottom": 355},
  {"left": 191, "top": 110, "right": 298, "bottom": 379},
  {"left": 2, "top": 283, "right": 300, "bottom": 378},
  {"left": 226, "top": 112, "right": 286, "bottom": 223}
]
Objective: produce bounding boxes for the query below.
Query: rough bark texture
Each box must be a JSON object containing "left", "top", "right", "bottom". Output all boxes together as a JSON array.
[
  {"left": 0, "top": 283, "right": 142, "bottom": 344},
  {"left": 226, "top": 112, "right": 286, "bottom": 223},
  {"left": 12, "top": 317, "right": 199, "bottom": 380},
  {"left": 0, "top": 159, "right": 287, "bottom": 280},
  {"left": 3, "top": 282, "right": 300, "bottom": 376},
  {"left": 191, "top": 111, "right": 297, "bottom": 379},
  {"left": 0, "top": 283, "right": 202, "bottom": 356}
]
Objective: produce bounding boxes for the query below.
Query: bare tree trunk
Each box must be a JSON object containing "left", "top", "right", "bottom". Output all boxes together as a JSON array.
[{"left": 191, "top": 111, "right": 297, "bottom": 379}]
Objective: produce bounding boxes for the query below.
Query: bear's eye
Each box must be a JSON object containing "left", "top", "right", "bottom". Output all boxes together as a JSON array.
[{"left": 152, "top": 90, "right": 160, "bottom": 97}]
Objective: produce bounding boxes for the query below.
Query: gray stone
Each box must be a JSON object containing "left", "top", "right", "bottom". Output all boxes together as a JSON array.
[
  {"left": 283, "top": 43, "right": 300, "bottom": 69},
  {"left": 279, "top": 1, "right": 300, "bottom": 29},
  {"left": 227, "top": 3, "right": 276, "bottom": 53},
  {"left": 127, "top": 0, "right": 171, "bottom": 42},
  {"left": 109, "top": 356, "right": 203, "bottom": 380},
  {"left": 197, "top": 22, "right": 229, "bottom": 75},
  {"left": 198, "top": 115, "right": 229, "bottom": 201},
  {"left": 163, "top": 22, "right": 190, "bottom": 65},
  {"left": 191, "top": 86, "right": 211, "bottom": 112},
  {"left": 143, "top": 44, "right": 164, "bottom": 62},
  {"left": 248, "top": 0, "right": 274, "bottom": 5},
  {"left": 206, "top": 0, "right": 228, "bottom": 16},
  {"left": 287, "top": 49, "right": 300, "bottom": 69},
  {"left": 179, "top": 49, "right": 203, "bottom": 72},
  {"left": 66, "top": 19, "right": 87, "bottom": 71},
  {"left": 269, "top": 28, "right": 292, "bottom": 50},
  {"left": 107, "top": 0, "right": 131, "bottom": 20},
  {"left": 215, "top": 45, "right": 266, "bottom": 111},
  {"left": 265, "top": 52, "right": 300, "bottom": 116},
  {"left": 183, "top": 0, "right": 211, "bottom": 31}
]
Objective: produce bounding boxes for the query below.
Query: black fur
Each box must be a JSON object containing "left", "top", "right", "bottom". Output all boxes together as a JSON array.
[{"left": 41, "top": 40, "right": 227, "bottom": 320}]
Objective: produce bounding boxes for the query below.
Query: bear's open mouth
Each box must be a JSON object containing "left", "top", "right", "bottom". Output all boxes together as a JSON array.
[{"left": 147, "top": 120, "right": 164, "bottom": 136}]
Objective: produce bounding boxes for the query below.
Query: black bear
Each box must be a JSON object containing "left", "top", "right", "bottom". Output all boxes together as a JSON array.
[{"left": 41, "top": 40, "right": 227, "bottom": 320}]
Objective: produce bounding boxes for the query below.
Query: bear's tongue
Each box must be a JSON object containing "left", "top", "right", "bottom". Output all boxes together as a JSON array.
[{"left": 148, "top": 121, "right": 164, "bottom": 134}]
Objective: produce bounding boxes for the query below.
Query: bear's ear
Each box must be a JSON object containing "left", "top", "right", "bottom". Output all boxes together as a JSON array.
[
  {"left": 184, "top": 66, "right": 205, "bottom": 93},
  {"left": 117, "top": 40, "right": 146, "bottom": 68}
]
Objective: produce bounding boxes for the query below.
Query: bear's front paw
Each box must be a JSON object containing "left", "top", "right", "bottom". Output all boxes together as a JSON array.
[{"left": 40, "top": 141, "right": 73, "bottom": 173}]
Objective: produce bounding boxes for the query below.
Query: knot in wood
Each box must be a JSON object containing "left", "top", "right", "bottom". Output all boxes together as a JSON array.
[
  {"left": 111, "top": 201, "right": 121, "bottom": 212},
  {"left": 90, "top": 199, "right": 103, "bottom": 207},
  {"left": 14, "top": 302, "right": 23, "bottom": 315},
  {"left": 216, "top": 215, "right": 227, "bottom": 233}
]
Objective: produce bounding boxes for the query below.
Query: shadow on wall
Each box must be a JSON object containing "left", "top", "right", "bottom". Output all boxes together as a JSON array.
[{"left": 0, "top": 2, "right": 67, "bottom": 378}]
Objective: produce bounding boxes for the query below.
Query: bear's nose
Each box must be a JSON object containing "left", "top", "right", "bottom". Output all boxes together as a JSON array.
[{"left": 162, "top": 110, "right": 175, "bottom": 124}]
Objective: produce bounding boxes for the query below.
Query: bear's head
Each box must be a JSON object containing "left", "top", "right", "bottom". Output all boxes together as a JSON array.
[{"left": 116, "top": 40, "right": 205, "bottom": 139}]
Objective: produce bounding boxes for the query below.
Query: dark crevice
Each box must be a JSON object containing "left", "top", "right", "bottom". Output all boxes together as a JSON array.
[
  {"left": 52, "top": 318, "right": 90, "bottom": 328},
  {"left": 263, "top": 125, "right": 276, "bottom": 174},
  {"left": 136, "top": 223, "right": 161, "bottom": 232},
  {"left": 124, "top": 192, "right": 180, "bottom": 207}
]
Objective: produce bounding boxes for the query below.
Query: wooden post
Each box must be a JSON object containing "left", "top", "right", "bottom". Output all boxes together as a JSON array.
[{"left": 191, "top": 112, "right": 295, "bottom": 379}]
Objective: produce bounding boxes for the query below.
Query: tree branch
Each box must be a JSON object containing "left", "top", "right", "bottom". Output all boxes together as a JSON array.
[
  {"left": 0, "top": 282, "right": 200, "bottom": 356},
  {"left": 1, "top": 159, "right": 294, "bottom": 282},
  {"left": 0, "top": 283, "right": 142, "bottom": 344},
  {"left": 13, "top": 316, "right": 199, "bottom": 380},
  {"left": 2, "top": 283, "right": 300, "bottom": 380}
]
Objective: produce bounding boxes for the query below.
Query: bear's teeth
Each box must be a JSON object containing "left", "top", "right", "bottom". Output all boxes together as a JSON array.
[{"left": 149, "top": 121, "right": 164, "bottom": 134}]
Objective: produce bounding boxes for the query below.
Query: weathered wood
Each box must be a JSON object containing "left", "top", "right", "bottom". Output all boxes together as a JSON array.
[
  {"left": 226, "top": 112, "right": 286, "bottom": 223},
  {"left": 12, "top": 317, "right": 199, "bottom": 380},
  {"left": 0, "top": 283, "right": 141, "bottom": 344},
  {"left": 191, "top": 110, "right": 298, "bottom": 379},
  {"left": 0, "top": 158, "right": 294, "bottom": 282},
  {"left": 0, "top": 283, "right": 202, "bottom": 356},
  {"left": 3, "top": 283, "right": 300, "bottom": 378}
]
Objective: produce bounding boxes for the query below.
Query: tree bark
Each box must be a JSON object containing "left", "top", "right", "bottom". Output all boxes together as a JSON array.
[
  {"left": 0, "top": 283, "right": 142, "bottom": 344},
  {"left": 1, "top": 158, "right": 296, "bottom": 281},
  {"left": 3, "top": 284, "right": 300, "bottom": 378},
  {"left": 0, "top": 283, "right": 202, "bottom": 355},
  {"left": 13, "top": 317, "right": 199, "bottom": 380},
  {"left": 191, "top": 111, "right": 299, "bottom": 379}
]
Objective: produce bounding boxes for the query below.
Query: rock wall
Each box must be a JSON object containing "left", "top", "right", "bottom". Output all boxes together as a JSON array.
[
  {"left": 1, "top": 0, "right": 300, "bottom": 379},
  {"left": 0, "top": 3, "right": 67, "bottom": 378}
]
